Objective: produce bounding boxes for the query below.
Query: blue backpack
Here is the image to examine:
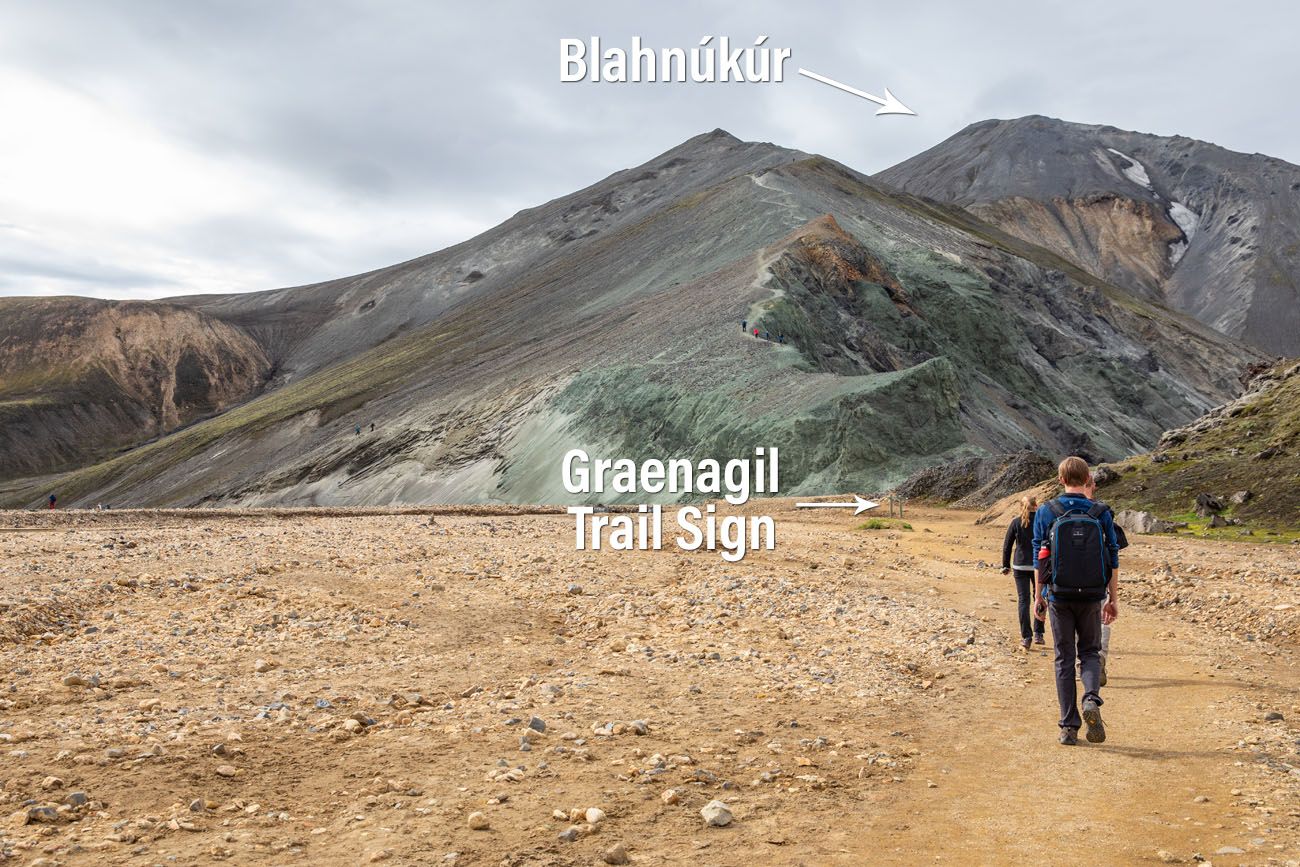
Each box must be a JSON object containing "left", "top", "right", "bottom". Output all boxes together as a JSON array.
[{"left": 1045, "top": 499, "right": 1110, "bottom": 601}]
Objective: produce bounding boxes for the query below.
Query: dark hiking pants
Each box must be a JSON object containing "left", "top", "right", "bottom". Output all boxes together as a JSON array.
[
  {"left": 1013, "top": 571, "right": 1045, "bottom": 641},
  {"left": 1048, "top": 598, "right": 1104, "bottom": 730}
]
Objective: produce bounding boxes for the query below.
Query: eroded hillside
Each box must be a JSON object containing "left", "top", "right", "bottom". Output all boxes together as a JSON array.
[{"left": 0, "top": 298, "right": 270, "bottom": 478}]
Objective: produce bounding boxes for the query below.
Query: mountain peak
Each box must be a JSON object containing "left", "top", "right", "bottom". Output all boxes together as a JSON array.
[{"left": 876, "top": 116, "right": 1300, "bottom": 355}]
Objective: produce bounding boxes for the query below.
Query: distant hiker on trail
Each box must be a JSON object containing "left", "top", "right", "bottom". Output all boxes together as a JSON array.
[
  {"left": 355, "top": 424, "right": 361, "bottom": 436},
  {"left": 48, "top": 493, "right": 57, "bottom": 510},
  {"left": 752, "top": 327, "right": 759, "bottom": 337},
  {"left": 779, "top": 334, "right": 785, "bottom": 344},
  {"left": 1084, "top": 471, "right": 1129, "bottom": 686},
  {"left": 1002, "top": 494, "right": 1045, "bottom": 650},
  {"left": 1032, "top": 456, "right": 1119, "bottom": 745},
  {"left": 370, "top": 422, "right": 375, "bottom": 432},
  {"left": 742, "top": 319, "right": 747, "bottom": 332}
]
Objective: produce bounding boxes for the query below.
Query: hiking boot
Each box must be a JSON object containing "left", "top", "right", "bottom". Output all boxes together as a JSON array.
[
  {"left": 1059, "top": 727, "right": 1078, "bottom": 746},
  {"left": 1099, "top": 655, "right": 1108, "bottom": 687},
  {"left": 1033, "top": 634, "right": 1045, "bottom": 646},
  {"left": 1020, "top": 638, "right": 1032, "bottom": 651},
  {"left": 1082, "top": 699, "right": 1106, "bottom": 743}
]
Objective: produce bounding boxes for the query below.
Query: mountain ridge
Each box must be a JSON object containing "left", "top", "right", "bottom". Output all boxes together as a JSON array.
[
  {"left": 876, "top": 114, "right": 1300, "bottom": 355},
  {"left": 0, "top": 121, "right": 1273, "bottom": 508}
]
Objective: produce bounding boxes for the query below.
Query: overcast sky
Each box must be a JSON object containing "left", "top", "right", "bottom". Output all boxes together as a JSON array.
[{"left": 2, "top": 0, "right": 1296, "bottom": 300}]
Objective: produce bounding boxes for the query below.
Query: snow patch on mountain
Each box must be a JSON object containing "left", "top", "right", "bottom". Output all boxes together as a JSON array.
[
  {"left": 1168, "top": 201, "right": 1199, "bottom": 240},
  {"left": 1107, "top": 148, "right": 1153, "bottom": 190},
  {"left": 1167, "top": 201, "right": 1200, "bottom": 264}
]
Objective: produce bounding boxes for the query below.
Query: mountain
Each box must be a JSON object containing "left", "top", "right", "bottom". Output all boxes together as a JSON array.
[
  {"left": 173, "top": 131, "right": 803, "bottom": 388},
  {"left": 0, "top": 297, "right": 269, "bottom": 478},
  {"left": 0, "top": 128, "right": 1264, "bottom": 508},
  {"left": 876, "top": 115, "right": 1300, "bottom": 356}
]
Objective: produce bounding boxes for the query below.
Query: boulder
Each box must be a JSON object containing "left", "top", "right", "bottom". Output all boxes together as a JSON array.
[
  {"left": 1194, "top": 493, "right": 1224, "bottom": 517},
  {"left": 1092, "top": 465, "right": 1118, "bottom": 485},
  {"left": 1114, "top": 510, "right": 1174, "bottom": 535},
  {"left": 1229, "top": 490, "right": 1252, "bottom": 505},
  {"left": 1209, "top": 514, "right": 1228, "bottom": 528}
]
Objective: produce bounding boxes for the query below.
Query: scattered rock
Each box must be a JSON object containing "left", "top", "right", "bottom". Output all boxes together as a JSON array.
[
  {"left": 603, "top": 843, "right": 630, "bottom": 865},
  {"left": 215, "top": 764, "right": 238, "bottom": 777},
  {"left": 24, "top": 806, "right": 61, "bottom": 825},
  {"left": 1194, "top": 493, "right": 1224, "bottom": 517},
  {"left": 467, "top": 811, "right": 490, "bottom": 831},
  {"left": 700, "top": 800, "right": 732, "bottom": 827},
  {"left": 661, "top": 788, "right": 681, "bottom": 805},
  {"left": 1229, "top": 490, "right": 1252, "bottom": 505},
  {"left": 253, "top": 658, "right": 276, "bottom": 673}
]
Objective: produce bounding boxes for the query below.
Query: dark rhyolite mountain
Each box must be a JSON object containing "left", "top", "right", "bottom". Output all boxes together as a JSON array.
[
  {"left": 0, "top": 126, "right": 1269, "bottom": 507},
  {"left": 876, "top": 115, "right": 1300, "bottom": 356}
]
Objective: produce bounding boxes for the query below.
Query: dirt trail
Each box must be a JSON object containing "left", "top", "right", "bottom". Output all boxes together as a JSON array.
[{"left": 846, "top": 511, "right": 1298, "bottom": 865}]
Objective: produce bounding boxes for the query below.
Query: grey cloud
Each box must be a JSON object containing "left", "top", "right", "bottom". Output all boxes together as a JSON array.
[{"left": 1, "top": 0, "right": 1297, "bottom": 298}]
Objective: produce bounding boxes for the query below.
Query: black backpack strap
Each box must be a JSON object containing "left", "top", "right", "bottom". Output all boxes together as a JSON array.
[
  {"left": 1047, "top": 499, "right": 1067, "bottom": 518},
  {"left": 1086, "top": 502, "right": 1108, "bottom": 519}
]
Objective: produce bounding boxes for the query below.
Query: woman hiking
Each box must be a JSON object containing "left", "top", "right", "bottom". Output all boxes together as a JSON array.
[{"left": 1002, "top": 495, "right": 1045, "bottom": 649}]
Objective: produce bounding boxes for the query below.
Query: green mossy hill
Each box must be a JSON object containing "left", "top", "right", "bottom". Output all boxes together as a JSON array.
[
  {"left": 548, "top": 354, "right": 967, "bottom": 500},
  {"left": 1098, "top": 360, "right": 1300, "bottom": 530}
]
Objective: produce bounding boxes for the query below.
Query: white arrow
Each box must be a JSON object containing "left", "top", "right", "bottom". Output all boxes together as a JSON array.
[
  {"left": 794, "top": 494, "right": 880, "bottom": 516},
  {"left": 796, "top": 68, "right": 916, "bottom": 116}
]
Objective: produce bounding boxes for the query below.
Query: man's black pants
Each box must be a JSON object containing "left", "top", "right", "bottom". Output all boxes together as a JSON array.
[{"left": 1048, "top": 598, "right": 1104, "bottom": 730}]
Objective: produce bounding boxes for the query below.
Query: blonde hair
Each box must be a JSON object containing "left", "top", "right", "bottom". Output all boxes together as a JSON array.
[
  {"left": 1019, "top": 495, "right": 1037, "bottom": 526},
  {"left": 1058, "top": 456, "right": 1090, "bottom": 487}
]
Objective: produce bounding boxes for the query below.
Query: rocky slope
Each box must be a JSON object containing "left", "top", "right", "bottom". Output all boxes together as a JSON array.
[
  {"left": 1093, "top": 358, "right": 1300, "bottom": 530},
  {"left": 877, "top": 115, "right": 1300, "bottom": 355},
  {"left": 0, "top": 129, "right": 1265, "bottom": 508},
  {"left": 0, "top": 297, "right": 270, "bottom": 478}
]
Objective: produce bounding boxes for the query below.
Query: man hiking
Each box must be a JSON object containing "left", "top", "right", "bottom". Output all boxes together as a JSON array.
[
  {"left": 1083, "top": 471, "right": 1127, "bottom": 686},
  {"left": 1032, "top": 456, "right": 1119, "bottom": 745}
]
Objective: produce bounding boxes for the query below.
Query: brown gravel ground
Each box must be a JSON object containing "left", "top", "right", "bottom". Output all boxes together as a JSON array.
[{"left": 1, "top": 503, "right": 1296, "bottom": 866}]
